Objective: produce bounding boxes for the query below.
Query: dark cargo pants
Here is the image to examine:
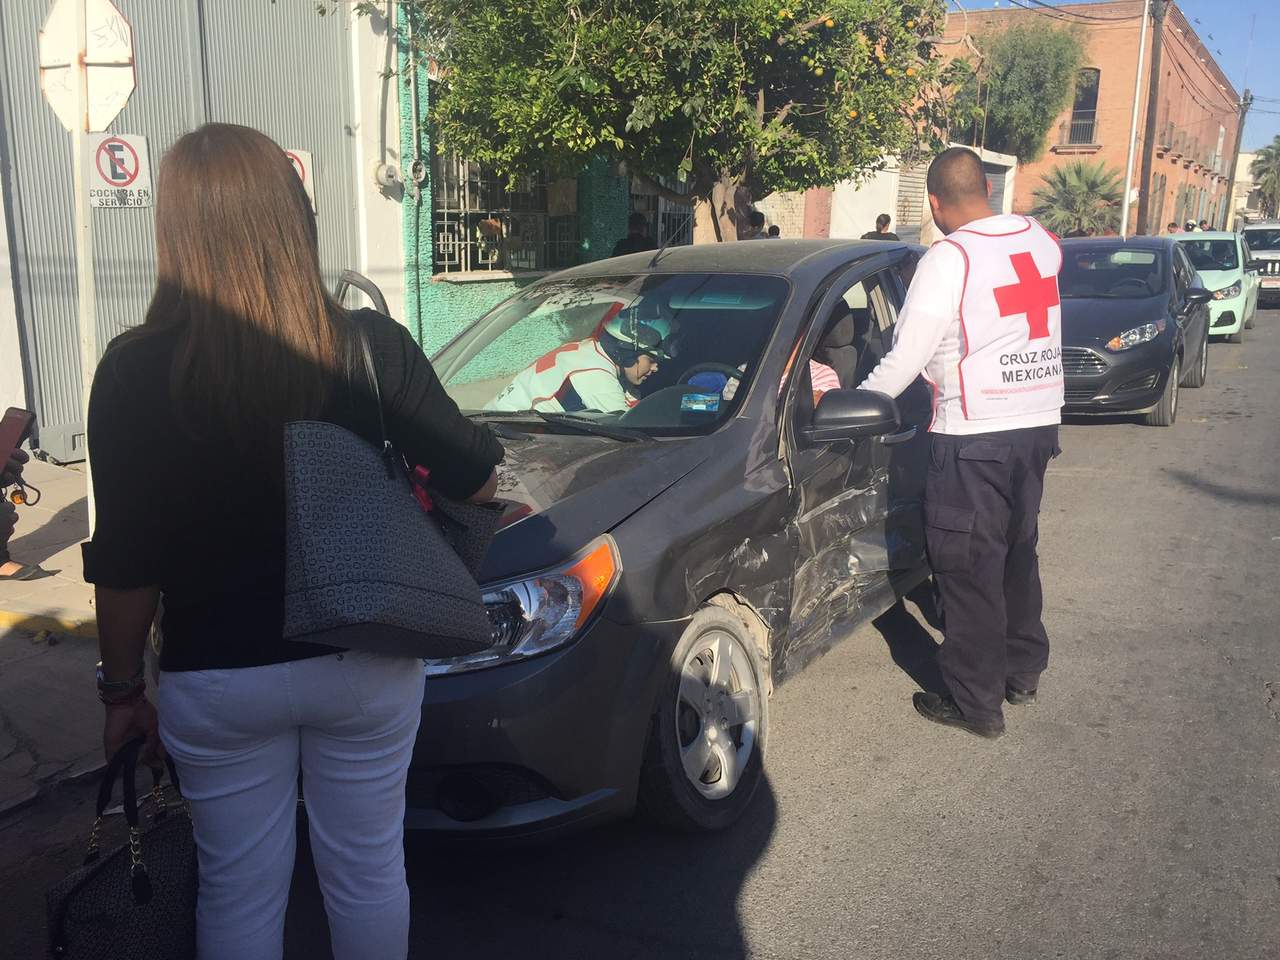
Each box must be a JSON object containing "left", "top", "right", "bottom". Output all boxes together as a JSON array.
[{"left": 925, "top": 425, "right": 1060, "bottom": 725}]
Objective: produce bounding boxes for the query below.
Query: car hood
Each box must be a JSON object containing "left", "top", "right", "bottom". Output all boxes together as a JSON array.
[
  {"left": 1060, "top": 294, "right": 1167, "bottom": 346},
  {"left": 1195, "top": 268, "right": 1239, "bottom": 292},
  {"left": 479, "top": 432, "right": 709, "bottom": 583}
]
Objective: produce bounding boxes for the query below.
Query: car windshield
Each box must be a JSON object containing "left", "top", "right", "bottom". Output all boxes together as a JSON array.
[
  {"left": 434, "top": 273, "right": 790, "bottom": 436},
  {"left": 1242, "top": 228, "right": 1280, "bottom": 252},
  {"left": 1058, "top": 246, "right": 1164, "bottom": 299},
  {"left": 1179, "top": 238, "right": 1238, "bottom": 271}
]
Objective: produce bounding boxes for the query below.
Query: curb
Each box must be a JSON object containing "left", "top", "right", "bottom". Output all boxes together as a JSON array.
[
  {"left": 0, "top": 761, "right": 108, "bottom": 821},
  {"left": 0, "top": 608, "right": 97, "bottom": 640}
]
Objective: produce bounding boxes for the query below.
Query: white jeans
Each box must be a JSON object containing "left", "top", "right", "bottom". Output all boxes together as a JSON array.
[{"left": 158, "top": 650, "right": 424, "bottom": 960}]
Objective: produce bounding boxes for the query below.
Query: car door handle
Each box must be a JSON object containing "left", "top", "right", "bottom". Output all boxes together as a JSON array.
[{"left": 880, "top": 427, "right": 917, "bottom": 446}]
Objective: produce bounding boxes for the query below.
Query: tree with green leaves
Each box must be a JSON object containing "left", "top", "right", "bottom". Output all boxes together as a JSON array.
[
  {"left": 955, "top": 20, "right": 1085, "bottom": 163},
  {"left": 393, "top": 0, "right": 960, "bottom": 241},
  {"left": 1031, "top": 160, "right": 1123, "bottom": 236},
  {"left": 1250, "top": 137, "right": 1280, "bottom": 218}
]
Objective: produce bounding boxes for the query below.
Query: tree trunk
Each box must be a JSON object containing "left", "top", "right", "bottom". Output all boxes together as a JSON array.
[{"left": 691, "top": 176, "right": 753, "bottom": 243}]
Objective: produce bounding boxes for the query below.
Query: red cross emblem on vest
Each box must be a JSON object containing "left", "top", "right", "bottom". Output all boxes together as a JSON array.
[{"left": 993, "top": 252, "right": 1059, "bottom": 341}]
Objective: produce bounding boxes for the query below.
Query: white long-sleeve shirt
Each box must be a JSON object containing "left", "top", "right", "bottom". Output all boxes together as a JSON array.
[{"left": 858, "top": 214, "right": 1063, "bottom": 435}]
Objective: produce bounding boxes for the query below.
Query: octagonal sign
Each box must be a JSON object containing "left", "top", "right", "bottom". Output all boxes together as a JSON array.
[{"left": 39, "top": 0, "right": 136, "bottom": 133}]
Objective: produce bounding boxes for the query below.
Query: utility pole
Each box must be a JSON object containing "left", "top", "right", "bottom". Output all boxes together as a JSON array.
[
  {"left": 71, "top": 0, "right": 97, "bottom": 530},
  {"left": 1135, "top": 0, "right": 1167, "bottom": 236},
  {"left": 1120, "top": 0, "right": 1152, "bottom": 238},
  {"left": 1221, "top": 90, "right": 1253, "bottom": 231}
]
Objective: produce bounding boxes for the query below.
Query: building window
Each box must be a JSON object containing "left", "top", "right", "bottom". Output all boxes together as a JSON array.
[
  {"left": 431, "top": 155, "right": 579, "bottom": 274},
  {"left": 629, "top": 176, "right": 694, "bottom": 249},
  {"left": 1067, "top": 69, "right": 1100, "bottom": 145},
  {"left": 1151, "top": 173, "right": 1166, "bottom": 233}
]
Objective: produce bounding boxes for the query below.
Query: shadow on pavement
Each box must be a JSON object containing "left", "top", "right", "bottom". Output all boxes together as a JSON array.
[
  {"left": 284, "top": 778, "right": 778, "bottom": 959},
  {"left": 8, "top": 495, "right": 88, "bottom": 569},
  {"left": 871, "top": 591, "right": 947, "bottom": 696},
  {"left": 1163, "top": 468, "right": 1280, "bottom": 507}
]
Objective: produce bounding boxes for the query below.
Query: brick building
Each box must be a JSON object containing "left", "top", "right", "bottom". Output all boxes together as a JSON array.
[{"left": 943, "top": 1, "right": 1240, "bottom": 233}]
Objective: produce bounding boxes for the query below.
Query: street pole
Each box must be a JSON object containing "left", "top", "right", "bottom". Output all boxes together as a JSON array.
[
  {"left": 1221, "top": 90, "right": 1253, "bottom": 231},
  {"left": 71, "top": 0, "right": 97, "bottom": 530},
  {"left": 1135, "top": 0, "right": 1166, "bottom": 236},
  {"left": 1120, "top": 0, "right": 1152, "bottom": 239}
]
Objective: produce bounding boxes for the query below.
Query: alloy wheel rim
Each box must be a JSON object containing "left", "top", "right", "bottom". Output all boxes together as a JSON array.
[{"left": 675, "top": 629, "right": 760, "bottom": 800}]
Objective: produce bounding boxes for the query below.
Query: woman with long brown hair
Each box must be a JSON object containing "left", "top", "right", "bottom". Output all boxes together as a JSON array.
[{"left": 83, "top": 123, "right": 502, "bottom": 960}]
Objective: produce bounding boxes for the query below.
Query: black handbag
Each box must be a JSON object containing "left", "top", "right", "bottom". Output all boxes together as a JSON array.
[
  {"left": 281, "top": 321, "right": 504, "bottom": 659},
  {"left": 46, "top": 737, "right": 197, "bottom": 959}
]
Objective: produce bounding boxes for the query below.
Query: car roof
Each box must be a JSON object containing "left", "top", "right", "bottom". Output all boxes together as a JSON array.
[
  {"left": 553, "top": 238, "right": 916, "bottom": 283},
  {"left": 1242, "top": 220, "right": 1280, "bottom": 228},
  {"left": 1059, "top": 236, "right": 1171, "bottom": 250},
  {"left": 1174, "top": 231, "right": 1237, "bottom": 241}
]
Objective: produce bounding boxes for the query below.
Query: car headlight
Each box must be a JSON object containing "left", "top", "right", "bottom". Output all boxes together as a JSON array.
[
  {"left": 1212, "top": 281, "right": 1242, "bottom": 300},
  {"left": 424, "top": 537, "right": 620, "bottom": 676},
  {"left": 1105, "top": 319, "right": 1166, "bottom": 352}
]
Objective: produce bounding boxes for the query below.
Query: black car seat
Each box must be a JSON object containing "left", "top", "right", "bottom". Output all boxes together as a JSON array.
[{"left": 813, "top": 305, "right": 860, "bottom": 389}]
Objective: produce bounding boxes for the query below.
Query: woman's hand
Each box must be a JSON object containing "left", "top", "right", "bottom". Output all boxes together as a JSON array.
[
  {"left": 1, "top": 448, "right": 28, "bottom": 486},
  {"left": 103, "top": 697, "right": 165, "bottom": 769}
]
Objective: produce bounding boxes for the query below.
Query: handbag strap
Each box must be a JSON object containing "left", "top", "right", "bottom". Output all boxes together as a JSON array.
[
  {"left": 353, "top": 321, "right": 391, "bottom": 453},
  {"left": 352, "top": 320, "right": 399, "bottom": 476},
  {"left": 94, "top": 737, "right": 183, "bottom": 827}
]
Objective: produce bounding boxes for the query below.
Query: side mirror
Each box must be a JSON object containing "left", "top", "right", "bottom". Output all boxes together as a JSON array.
[
  {"left": 1247, "top": 259, "right": 1264, "bottom": 272},
  {"left": 802, "top": 389, "right": 900, "bottom": 445},
  {"left": 1184, "top": 287, "right": 1212, "bottom": 306}
]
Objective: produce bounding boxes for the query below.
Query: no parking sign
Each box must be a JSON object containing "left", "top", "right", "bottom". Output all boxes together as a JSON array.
[
  {"left": 284, "top": 148, "right": 316, "bottom": 213},
  {"left": 87, "top": 133, "right": 152, "bottom": 207}
]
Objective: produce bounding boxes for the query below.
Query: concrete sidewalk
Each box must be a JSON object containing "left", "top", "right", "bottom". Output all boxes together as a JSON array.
[{"left": 1, "top": 458, "right": 101, "bottom": 817}]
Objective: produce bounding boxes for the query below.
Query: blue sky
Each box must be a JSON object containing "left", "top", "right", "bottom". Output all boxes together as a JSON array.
[{"left": 950, "top": 0, "right": 1280, "bottom": 151}]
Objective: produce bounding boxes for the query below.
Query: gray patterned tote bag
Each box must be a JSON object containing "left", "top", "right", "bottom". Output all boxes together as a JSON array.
[{"left": 281, "top": 327, "right": 499, "bottom": 658}]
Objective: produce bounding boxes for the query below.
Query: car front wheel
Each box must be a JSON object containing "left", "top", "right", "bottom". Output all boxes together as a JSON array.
[
  {"left": 1182, "top": 334, "right": 1208, "bottom": 388},
  {"left": 637, "top": 608, "right": 768, "bottom": 831},
  {"left": 1146, "top": 357, "right": 1179, "bottom": 427}
]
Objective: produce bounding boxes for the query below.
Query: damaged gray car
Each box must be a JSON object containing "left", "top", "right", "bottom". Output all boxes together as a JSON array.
[{"left": 414, "top": 239, "right": 934, "bottom": 836}]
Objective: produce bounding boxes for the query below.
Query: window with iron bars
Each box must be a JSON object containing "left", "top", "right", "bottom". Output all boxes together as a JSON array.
[
  {"left": 629, "top": 176, "right": 694, "bottom": 249},
  {"left": 1065, "top": 68, "right": 1100, "bottom": 145},
  {"left": 431, "top": 155, "right": 579, "bottom": 274}
]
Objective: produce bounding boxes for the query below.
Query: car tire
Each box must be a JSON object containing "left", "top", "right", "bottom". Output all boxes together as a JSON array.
[
  {"left": 1227, "top": 328, "right": 1244, "bottom": 344},
  {"left": 1182, "top": 335, "right": 1208, "bottom": 388},
  {"left": 637, "top": 608, "right": 769, "bottom": 832},
  {"left": 1145, "top": 357, "right": 1179, "bottom": 427},
  {"left": 1245, "top": 306, "right": 1255, "bottom": 330}
]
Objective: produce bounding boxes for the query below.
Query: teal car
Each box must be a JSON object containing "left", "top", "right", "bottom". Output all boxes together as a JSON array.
[{"left": 1174, "top": 231, "right": 1260, "bottom": 344}]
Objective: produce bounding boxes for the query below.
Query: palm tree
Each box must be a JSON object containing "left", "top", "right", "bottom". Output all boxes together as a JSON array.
[
  {"left": 1250, "top": 137, "right": 1280, "bottom": 218},
  {"left": 1031, "top": 160, "right": 1124, "bottom": 236}
]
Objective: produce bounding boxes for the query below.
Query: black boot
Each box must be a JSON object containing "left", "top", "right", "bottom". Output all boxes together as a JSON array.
[
  {"left": 912, "top": 692, "right": 1004, "bottom": 739},
  {"left": 1005, "top": 684, "right": 1037, "bottom": 706}
]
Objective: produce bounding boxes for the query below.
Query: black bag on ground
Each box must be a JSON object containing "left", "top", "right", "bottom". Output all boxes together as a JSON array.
[{"left": 46, "top": 736, "right": 197, "bottom": 959}]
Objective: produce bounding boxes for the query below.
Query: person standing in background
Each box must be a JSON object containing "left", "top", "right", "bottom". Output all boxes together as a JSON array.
[
  {"left": 742, "top": 210, "right": 768, "bottom": 240},
  {"left": 611, "top": 212, "right": 657, "bottom": 258},
  {"left": 861, "top": 213, "right": 900, "bottom": 241},
  {"left": 0, "top": 449, "right": 39, "bottom": 581},
  {"left": 857, "top": 147, "right": 1063, "bottom": 740}
]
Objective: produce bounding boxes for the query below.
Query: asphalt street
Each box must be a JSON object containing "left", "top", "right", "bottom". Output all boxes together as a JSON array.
[{"left": 3, "top": 311, "right": 1278, "bottom": 960}]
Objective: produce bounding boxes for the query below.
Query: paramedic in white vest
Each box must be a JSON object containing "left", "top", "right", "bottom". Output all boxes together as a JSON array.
[
  {"left": 487, "top": 304, "right": 674, "bottom": 413},
  {"left": 858, "top": 147, "right": 1063, "bottom": 740}
]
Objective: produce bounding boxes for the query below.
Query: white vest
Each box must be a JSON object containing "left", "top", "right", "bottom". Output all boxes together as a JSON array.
[
  {"left": 941, "top": 217, "right": 1064, "bottom": 425},
  {"left": 486, "top": 338, "right": 637, "bottom": 413}
]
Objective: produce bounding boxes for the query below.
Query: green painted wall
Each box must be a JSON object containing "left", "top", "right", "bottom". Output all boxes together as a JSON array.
[
  {"left": 418, "top": 277, "right": 542, "bottom": 354},
  {"left": 577, "top": 157, "right": 631, "bottom": 264},
  {"left": 396, "top": 14, "right": 629, "bottom": 354}
]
